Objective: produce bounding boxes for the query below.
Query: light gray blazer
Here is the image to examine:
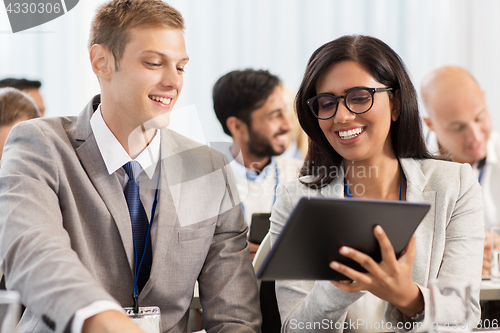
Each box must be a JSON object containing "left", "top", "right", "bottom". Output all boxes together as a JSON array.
[
  {"left": 0, "top": 96, "right": 261, "bottom": 333},
  {"left": 270, "top": 158, "right": 484, "bottom": 332}
]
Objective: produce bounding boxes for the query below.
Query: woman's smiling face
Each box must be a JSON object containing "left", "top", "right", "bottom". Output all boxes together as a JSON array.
[{"left": 315, "top": 60, "right": 400, "bottom": 164}]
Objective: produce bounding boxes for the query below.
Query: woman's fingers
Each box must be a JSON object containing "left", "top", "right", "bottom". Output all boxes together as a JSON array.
[
  {"left": 329, "top": 226, "right": 418, "bottom": 298},
  {"left": 330, "top": 260, "right": 372, "bottom": 285},
  {"left": 373, "top": 225, "right": 397, "bottom": 263},
  {"left": 335, "top": 246, "right": 386, "bottom": 277},
  {"left": 331, "top": 279, "right": 365, "bottom": 293}
]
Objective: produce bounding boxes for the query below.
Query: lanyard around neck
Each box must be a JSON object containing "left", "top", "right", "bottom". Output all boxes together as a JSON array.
[
  {"left": 477, "top": 157, "right": 486, "bottom": 184},
  {"left": 344, "top": 164, "right": 404, "bottom": 201},
  {"left": 132, "top": 171, "right": 160, "bottom": 313}
]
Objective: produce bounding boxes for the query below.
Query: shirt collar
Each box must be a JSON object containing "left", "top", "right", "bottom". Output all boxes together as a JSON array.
[
  {"left": 471, "top": 131, "right": 498, "bottom": 170},
  {"left": 226, "top": 145, "right": 276, "bottom": 183},
  {"left": 245, "top": 156, "right": 276, "bottom": 183},
  {"left": 90, "top": 104, "right": 160, "bottom": 178},
  {"left": 486, "top": 131, "right": 499, "bottom": 165}
]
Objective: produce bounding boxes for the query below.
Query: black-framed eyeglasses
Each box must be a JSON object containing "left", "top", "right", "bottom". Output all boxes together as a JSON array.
[{"left": 306, "top": 87, "right": 393, "bottom": 120}]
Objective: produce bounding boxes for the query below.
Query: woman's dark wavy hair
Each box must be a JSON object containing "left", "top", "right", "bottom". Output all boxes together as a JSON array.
[{"left": 296, "top": 35, "right": 432, "bottom": 188}]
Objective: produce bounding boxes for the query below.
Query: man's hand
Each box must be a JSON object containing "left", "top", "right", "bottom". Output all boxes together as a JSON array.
[
  {"left": 484, "top": 231, "right": 491, "bottom": 276},
  {"left": 249, "top": 241, "right": 259, "bottom": 261},
  {"left": 82, "top": 310, "right": 146, "bottom": 333},
  {"left": 484, "top": 231, "right": 500, "bottom": 276}
]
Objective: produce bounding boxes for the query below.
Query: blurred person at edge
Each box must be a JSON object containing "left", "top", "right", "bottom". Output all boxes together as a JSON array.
[
  {"left": 421, "top": 66, "right": 499, "bottom": 276},
  {"left": 0, "top": 87, "right": 41, "bottom": 162},
  {"left": 270, "top": 35, "right": 483, "bottom": 332},
  {"left": 0, "top": 78, "right": 46, "bottom": 116}
]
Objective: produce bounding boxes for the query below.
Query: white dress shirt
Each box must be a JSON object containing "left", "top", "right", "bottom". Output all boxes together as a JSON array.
[
  {"left": 472, "top": 131, "right": 500, "bottom": 231},
  {"left": 226, "top": 146, "right": 302, "bottom": 225},
  {"left": 72, "top": 105, "right": 161, "bottom": 333}
]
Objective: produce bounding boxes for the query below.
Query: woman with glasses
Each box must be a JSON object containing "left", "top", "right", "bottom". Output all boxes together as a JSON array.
[{"left": 270, "top": 35, "right": 483, "bottom": 332}]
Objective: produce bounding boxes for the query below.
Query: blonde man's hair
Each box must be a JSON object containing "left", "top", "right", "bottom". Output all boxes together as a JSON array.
[{"left": 88, "top": 0, "right": 184, "bottom": 70}]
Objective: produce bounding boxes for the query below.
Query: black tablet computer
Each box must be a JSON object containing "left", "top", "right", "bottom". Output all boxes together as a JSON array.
[
  {"left": 257, "top": 197, "right": 430, "bottom": 281},
  {"left": 248, "top": 213, "right": 271, "bottom": 244}
]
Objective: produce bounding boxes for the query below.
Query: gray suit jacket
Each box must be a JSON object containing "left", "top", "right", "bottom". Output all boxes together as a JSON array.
[
  {"left": 270, "top": 158, "right": 484, "bottom": 332},
  {"left": 0, "top": 95, "right": 261, "bottom": 333}
]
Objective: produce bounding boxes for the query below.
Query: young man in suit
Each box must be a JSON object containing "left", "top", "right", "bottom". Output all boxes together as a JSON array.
[{"left": 0, "top": 1, "right": 261, "bottom": 332}]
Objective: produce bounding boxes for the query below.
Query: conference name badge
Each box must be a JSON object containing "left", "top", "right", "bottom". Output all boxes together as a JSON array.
[{"left": 124, "top": 306, "right": 161, "bottom": 333}]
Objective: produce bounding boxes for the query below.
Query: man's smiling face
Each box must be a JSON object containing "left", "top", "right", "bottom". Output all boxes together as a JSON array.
[{"left": 106, "top": 26, "right": 189, "bottom": 130}]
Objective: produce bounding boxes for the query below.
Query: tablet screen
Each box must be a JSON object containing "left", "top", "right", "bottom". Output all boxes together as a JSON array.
[{"left": 257, "top": 197, "right": 430, "bottom": 280}]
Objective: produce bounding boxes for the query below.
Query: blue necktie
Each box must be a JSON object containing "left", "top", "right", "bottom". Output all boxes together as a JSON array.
[{"left": 123, "top": 161, "right": 152, "bottom": 293}]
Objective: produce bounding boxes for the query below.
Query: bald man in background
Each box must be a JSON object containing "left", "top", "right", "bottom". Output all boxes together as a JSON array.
[{"left": 421, "top": 66, "right": 500, "bottom": 276}]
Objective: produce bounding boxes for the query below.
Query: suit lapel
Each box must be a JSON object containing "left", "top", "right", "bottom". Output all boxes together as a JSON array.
[
  {"left": 320, "top": 165, "right": 345, "bottom": 198},
  {"left": 160, "top": 130, "right": 183, "bottom": 220},
  {"left": 400, "top": 158, "right": 436, "bottom": 286},
  {"left": 74, "top": 96, "right": 135, "bottom": 272},
  {"left": 139, "top": 129, "right": 181, "bottom": 298}
]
